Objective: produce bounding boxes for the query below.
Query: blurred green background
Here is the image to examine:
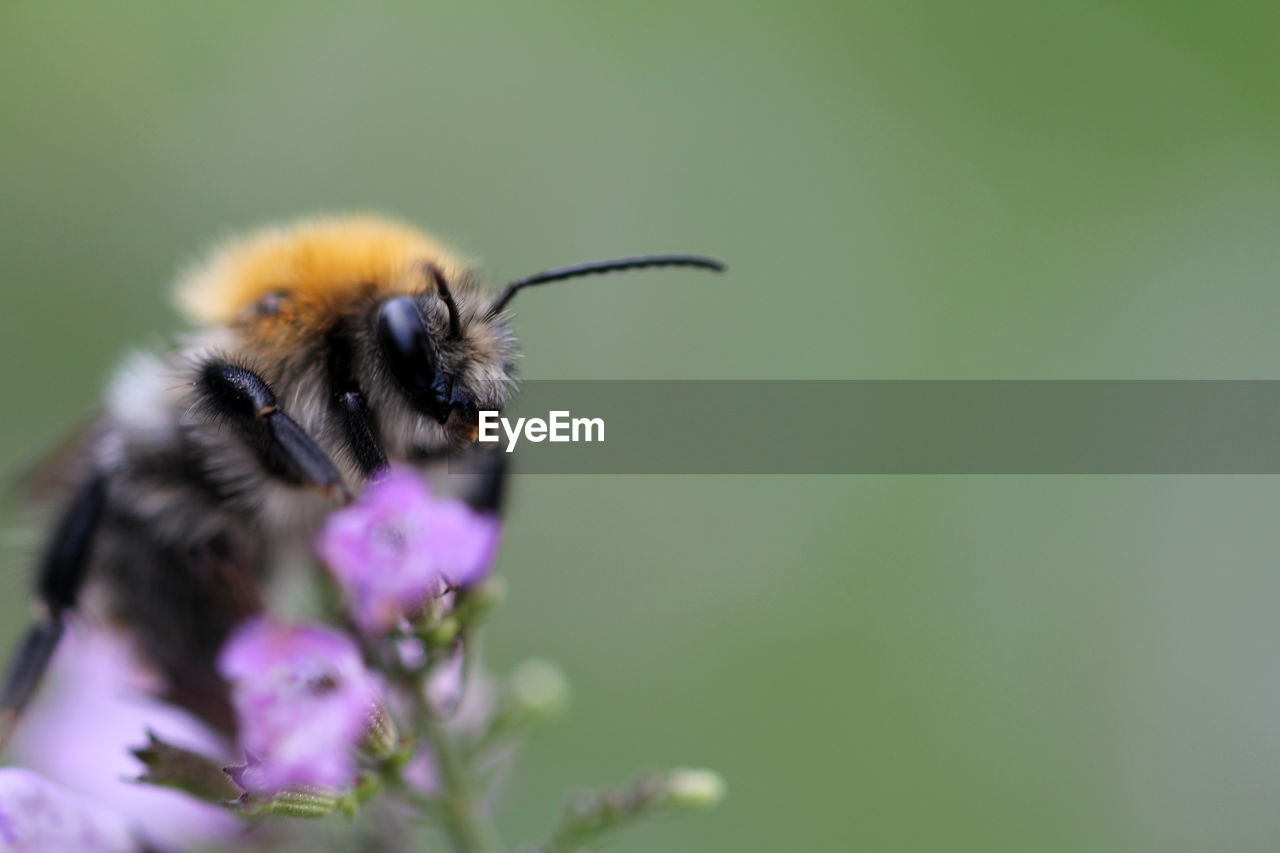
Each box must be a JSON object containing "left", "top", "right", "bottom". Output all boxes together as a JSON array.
[{"left": 3, "top": 2, "right": 1280, "bottom": 851}]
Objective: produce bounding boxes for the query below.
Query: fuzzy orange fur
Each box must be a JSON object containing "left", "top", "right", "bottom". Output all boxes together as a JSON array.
[{"left": 175, "top": 216, "right": 469, "bottom": 338}]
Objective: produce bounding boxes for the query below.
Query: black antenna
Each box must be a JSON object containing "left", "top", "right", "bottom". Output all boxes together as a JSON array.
[
  {"left": 488, "top": 254, "right": 725, "bottom": 317},
  {"left": 424, "top": 263, "right": 462, "bottom": 339}
]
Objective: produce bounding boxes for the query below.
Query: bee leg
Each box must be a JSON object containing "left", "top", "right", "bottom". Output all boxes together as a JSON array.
[
  {"left": 326, "top": 328, "right": 389, "bottom": 478},
  {"left": 0, "top": 623, "right": 63, "bottom": 753},
  {"left": 0, "top": 472, "right": 108, "bottom": 752},
  {"left": 336, "top": 389, "right": 389, "bottom": 477},
  {"left": 461, "top": 447, "right": 509, "bottom": 515},
  {"left": 195, "top": 361, "right": 346, "bottom": 497}
]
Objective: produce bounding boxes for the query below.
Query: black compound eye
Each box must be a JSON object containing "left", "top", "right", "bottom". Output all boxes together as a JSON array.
[{"left": 377, "top": 297, "right": 441, "bottom": 409}]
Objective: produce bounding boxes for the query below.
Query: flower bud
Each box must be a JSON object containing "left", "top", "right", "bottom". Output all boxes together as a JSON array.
[
  {"left": 422, "top": 614, "right": 460, "bottom": 648},
  {"left": 662, "top": 768, "right": 726, "bottom": 810},
  {"left": 131, "top": 730, "right": 242, "bottom": 804},
  {"left": 359, "top": 702, "right": 399, "bottom": 762},
  {"left": 508, "top": 658, "right": 569, "bottom": 721},
  {"left": 253, "top": 787, "right": 342, "bottom": 818},
  {"left": 454, "top": 576, "right": 507, "bottom": 626}
]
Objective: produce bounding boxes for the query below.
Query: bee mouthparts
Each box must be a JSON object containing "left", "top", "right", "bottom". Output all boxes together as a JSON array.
[{"left": 446, "top": 406, "right": 481, "bottom": 444}]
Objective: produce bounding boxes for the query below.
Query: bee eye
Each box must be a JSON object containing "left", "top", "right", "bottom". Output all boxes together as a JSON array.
[{"left": 377, "top": 297, "right": 444, "bottom": 414}]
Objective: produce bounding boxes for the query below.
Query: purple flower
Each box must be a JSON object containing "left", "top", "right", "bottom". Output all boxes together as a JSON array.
[
  {"left": 0, "top": 768, "right": 135, "bottom": 852},
  {"left": 217, "top": 617, "right": 379, "bottom": 795},
  {"left": 5, "top": 624, "right": 238, "bottom": 849},
  {"left": 316, "top": 467, "right": 502, "bottom": 633}
]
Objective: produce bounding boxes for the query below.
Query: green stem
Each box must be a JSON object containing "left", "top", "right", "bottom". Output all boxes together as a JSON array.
[
  {"left": 422, "top": 712, "right": 503, "bottom": 853},
  {"left": 401, "top": 630, "right": 503, "bottom": 853},
  {"left": 534, "top": 769, "right": 724, "bottom": 853}
]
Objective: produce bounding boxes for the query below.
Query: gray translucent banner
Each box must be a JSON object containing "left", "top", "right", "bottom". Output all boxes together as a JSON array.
[{"left": 458, "top": 381, "right": 1280, "bottom": 474}]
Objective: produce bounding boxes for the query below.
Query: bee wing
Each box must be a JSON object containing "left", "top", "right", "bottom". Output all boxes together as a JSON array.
[{"left": 10, "top": 414, "right": 104, "bottom": 507}]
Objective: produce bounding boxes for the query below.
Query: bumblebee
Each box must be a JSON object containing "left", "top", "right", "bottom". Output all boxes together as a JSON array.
[{"left": 0, "top": 215, "right": 722, "bottom": 742}]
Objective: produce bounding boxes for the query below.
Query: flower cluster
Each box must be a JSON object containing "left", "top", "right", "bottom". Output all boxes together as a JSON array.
[
  {"left": 317, "top": 468, "right": 501, "bottom": 634},
  {"left": 220, "top": 468, "right": 505, "bottom": 804},
  {"left": 217, "top": 618, "right": 379, "bottom": 795},
  {"left": 1, "top": 465, "right": 721, "bottom": 852}
]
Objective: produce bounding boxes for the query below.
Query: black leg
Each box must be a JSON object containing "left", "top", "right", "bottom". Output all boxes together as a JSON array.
[
  {"left": 195, "top": 361, "right": 345, "bottom": 495},
  {"left": 337, "top": 390, "right": 389, "bottom": 477},
  {"left": 327, "top": 328, "right": 389, "bottom": 478},
  {"left": 461, "top": 448, "right": 509, "bottom": 516},
  {"left": 0, "top": 471, "right": 107, "bottom": 752}
]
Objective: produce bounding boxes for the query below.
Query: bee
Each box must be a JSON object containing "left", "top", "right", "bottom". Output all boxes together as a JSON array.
[{"left": 0, "top": 215, "right": 722, "bottom": 743}]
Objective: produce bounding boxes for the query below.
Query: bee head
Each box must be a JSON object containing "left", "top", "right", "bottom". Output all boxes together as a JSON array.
[
  {"left": 176, "top": 216, "right": 515, "bottom": 449},
  {"left": 176, "top": 215, "right": 722, "bottom": 453},
  {"left": 374, "top": 263, "right": 512, "bottom": 443}
]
